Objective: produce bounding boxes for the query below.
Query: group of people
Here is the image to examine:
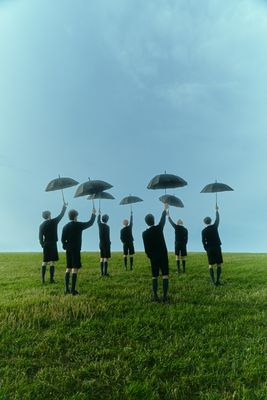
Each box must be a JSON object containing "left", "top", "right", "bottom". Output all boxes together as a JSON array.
[{"left": 39, "top": 202, "right": 223, "bottom": 301}]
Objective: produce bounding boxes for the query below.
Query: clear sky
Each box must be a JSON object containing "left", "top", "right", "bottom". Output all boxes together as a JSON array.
[{"left": 1, "top": 0, "right": 267, "bottom": 253}]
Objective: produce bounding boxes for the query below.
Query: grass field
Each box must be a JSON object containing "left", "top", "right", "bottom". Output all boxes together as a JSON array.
[{"left": 0, "top": 252, "right": 266, "bottom": 400}]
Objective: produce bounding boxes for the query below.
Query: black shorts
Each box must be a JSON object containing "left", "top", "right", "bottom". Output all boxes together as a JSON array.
[
  {"left": 150, "top": 257, "right": 169, "bottom": 277},
  {"left": 207, "top": 246, "right": 223, "bottom": 265},
  {"left": 43, "top": 243, "right": 59, "bottom": 262},
  {"left": 100, "top": 245, "right": 111, "bottom": 258},
  {"left": 66, "top": 248, "right": 82, "bottom": 269},
  {"left": 123, "top": 242, "right": 135, "bottom": 256},
  {"left": 175, "top": 243, "right": 187, "bottom": 257}
]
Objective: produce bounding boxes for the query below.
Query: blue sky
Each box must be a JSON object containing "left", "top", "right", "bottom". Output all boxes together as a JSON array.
[{"left": 1, "top": 0, "right": 267, "bottom": 252}]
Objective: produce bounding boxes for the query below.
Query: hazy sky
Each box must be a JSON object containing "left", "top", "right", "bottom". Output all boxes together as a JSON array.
[{"left": 1, "top": 0, "right": 267, "bottom": 253}]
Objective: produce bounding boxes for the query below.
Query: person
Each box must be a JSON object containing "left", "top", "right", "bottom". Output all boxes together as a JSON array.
[
  {"left": 142, "top": 203, "right": 169, "bottom": 302},
  {"left": 120, "top": 211, "right": 134, "bottom": 271},
  {"left": 202, "top": 205, "right": 223, "bottom": 286},
  {"left": 168, "top": 215, "right": 188, "bottom": 273},
  {"left": 97, "top": 212, "right": 111, "bottom": 276},
  {"left": 61, "top": 207, "right": 96, "bottom": 295},
  {"left": 39, "top": 202, "right": 67, "bottom": 284}
]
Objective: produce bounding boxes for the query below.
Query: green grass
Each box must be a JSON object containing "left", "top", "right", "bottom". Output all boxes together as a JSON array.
[{"left": 0, "top": 252, "right": 266, "bottom": 400}]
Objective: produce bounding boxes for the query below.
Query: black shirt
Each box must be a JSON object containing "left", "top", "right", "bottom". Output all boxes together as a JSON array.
[
  {"left": 97, "top": 215, "right": 111, "bottom": 246},
  {"left": 202, "top": 211, "right": 221, "bottom": 250},
  {"left": 168, "top": 216, "right": 188, "bottom": 245},
  {"left": 142, "top": 211, "right": 168, "bottom": 260},
  {"left": 61, "top": 214, "right": 96, "bottom": 250},
  {"left": 120, "top": 215, "right": 134, "bottom": 244},
  {"left": 39, "top": 205, "right": 67, "bottom": 247}
]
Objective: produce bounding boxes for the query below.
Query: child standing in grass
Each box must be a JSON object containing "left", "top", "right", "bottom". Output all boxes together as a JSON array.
[
  {"left": 168, "top": 215, "right": 188, "bottom": 273},
  {"left": 142, "top": 203, "right": 169, "bottom": 302},
  {"left": 120, "top": 211, "right": 134, "bottom": 271},
  {"left": 202, "top": 205, "right": 223, "bottom": 286},
  {"left": 97, "top": 212, "right": 111, "bottom": 276},
  {"left": 39, "top": 202, "right": 67, "bottom": 284},
  {"left": 61, "top": 208, "right": 96, "bottom": 295}
]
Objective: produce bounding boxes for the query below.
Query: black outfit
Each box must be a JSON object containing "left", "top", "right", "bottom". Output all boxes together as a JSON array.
[
  {"left": 120, "top": 214, "right": 135, "bottom": 256},
  {"left": 61, "top": 214, "right": 96, "bottom": 269},
  {"left": 39, "top": 205, "right": 67, "bottom": 262},
  {"left": 142, "top": 210, "right": 169, "bottom": 277},
  {"left": 97, "top": 215, "right": 111, "bottom": 258},
  {"left": 168, "top": 217, "right": 188, "bottom": 256},
  {"left": 202, "top": 211, "right": 223, "bottom": 265}
]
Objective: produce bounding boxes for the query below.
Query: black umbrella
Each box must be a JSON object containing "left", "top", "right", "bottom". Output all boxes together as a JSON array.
[
  {"left": 159, "top": 194, "right": 184, "bottom": 208},
  {"left": 147, "top": 173, "right": 187, "bottom": 191},
  {"left": 201, "top": 181, "right": 234, "bottom": 206},
  {"left": 119, "top": 195, "right": 143, "bottom": 212},
  {"left": 74, "top": 179, "right": 113, "bottom": 198},
  {"left": 45, "top": 175, "right": 79, "bottom": 203},
  {"left": 87, "top": 192, "right": 115, "bottom": 211}
]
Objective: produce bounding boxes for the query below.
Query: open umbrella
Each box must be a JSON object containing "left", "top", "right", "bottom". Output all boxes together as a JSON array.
[
  {"left": 201, "top": 181, "right": 234, "bottom": 206},
  {"left": 119, "top": 195, "right": 143, "bottom": 212},
  {"left": 147, "top": 173, "right": 187, "bottom": 191},
  {"left": 88, "top": 192, "right": 115, "bottom": 211},
  {"left": 159, "top": 194, "right": 184, "bottom": 208},
  {"left": 74, "top": 179, "right": 113, "bottom": 198},
  {"left": 45, "top": 175, "right": 79, "bottom": 203}
]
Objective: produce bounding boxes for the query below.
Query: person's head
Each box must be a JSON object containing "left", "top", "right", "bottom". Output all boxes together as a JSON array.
[
  {"left": 145, "top": 214, "right": 155, "bottom": 226},
  {"left": 102, "top": 214, "right": 109, "bottom": 223},
  {"left": 123, "top": 219, "right": 129, "bottom": 226},
  {"left": 69, "top": 209, "right": 78, "bottom": 221},
  {"left": 42, "top": 210, "right": 51, "bottom": 220},
  {"left": 177, "top": 219, "right": 183, "bottom": 225},
  {"left": 204, "top": 216, "right": 212, "bottom": 225}
]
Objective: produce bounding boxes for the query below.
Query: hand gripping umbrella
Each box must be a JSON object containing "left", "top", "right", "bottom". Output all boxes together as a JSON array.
[
  {"left": 87, "top": 192, "right": 115, "bottom": 212},
  {"left": 45, "top": 175, "right": 79, "bottom": 203},
  {"left": 147, "top": 173, "right": 187, "bottom": 193},
  {"left": 119, "top": 195, "right": 143, "bottom": 211},
  {"left": 159, "top": 194, "right": 184, "bottom": 208},
  {"left": 201, "top": 181, "right": 234, "bottom": 206}
]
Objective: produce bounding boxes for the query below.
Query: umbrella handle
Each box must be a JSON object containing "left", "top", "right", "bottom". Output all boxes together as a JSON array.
[
  {"left": 61, "top": 189, "right": 66, "bottom": 204},
  {"left": 216, "top": 192, "right": 218, "bottom": 208}
]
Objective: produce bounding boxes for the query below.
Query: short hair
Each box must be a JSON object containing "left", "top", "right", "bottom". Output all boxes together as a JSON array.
[
  {"left": 102, "top": 214, "right": 109, "bottom": 223},
  {"left": 177, "top": 219, "right": 183, "bottom": 225},
  {"left": 123, "top": 219, "right": 129, "bottom": 226},
  {"left": 145, "top": 214, "right": 155, "bottom": 226},
  {"left": 42, "top": 210, "right": 51, "bottom": 220},
  {"left": 69, "top": 209, "right": 78, "bottom": 221},
  {"left": 204, "top": 216, "right": 212, "bottom": 225}
]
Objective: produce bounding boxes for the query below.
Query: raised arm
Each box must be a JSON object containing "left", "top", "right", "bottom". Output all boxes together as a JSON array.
[
  {"left": 129, "top": 212, "right": 133, "bottom": 228},
  {"left": 54, "top": 203, "right": 67, "bottom": 223},
  {"left": 79, "top": 208, "right": 97, "bottom": 230},
  {"left": 168, "top": 215, "right": 176, "bottom": 229},
  {"left": 214, "top": 209, "right": 220, "bottom": 228}
]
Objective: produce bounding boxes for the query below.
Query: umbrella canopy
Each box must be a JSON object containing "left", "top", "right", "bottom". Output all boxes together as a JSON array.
[
  {"left": 201, "top": 182, "right": 234, "bottom": 193},
  {"left": 87, "top": 192, "right": 115, "bottom": 200},
  {"left": 45, "top": 177, "right": 79, "bottom": 192},
  {"left": 159, "top": 194, "right": 184, "bottom": 208},
  {"left": 74, "top": 180, "right": 113, "bottom": 198},
  {"left": 147, "top": 173, "right": 187, "bottom": 190},
  {"left": 119, "top": 195, "right": 143, "bottom": 205}
]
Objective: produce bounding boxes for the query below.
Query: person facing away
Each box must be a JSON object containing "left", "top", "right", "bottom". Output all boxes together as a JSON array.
[
  {"left": 39, "top": 202, "right": 67, "bottom": 284},
  {"left": 142, "top": 203, "right": 169, "bottom": 302},
  {"left": 120, "top": 211, "right": 134, "bottom": 271},
  {"left": 202, "top": 205, "right": 223, "bottom": 286},
  {"left": 97, "top": 212, "right": 111, "bottom": 276},
  {"left": 61, "top": 207, "right": 96, "bottom": 295},
  {"left": 168, "top": 215, "right": 188, "bottom": 273}
]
